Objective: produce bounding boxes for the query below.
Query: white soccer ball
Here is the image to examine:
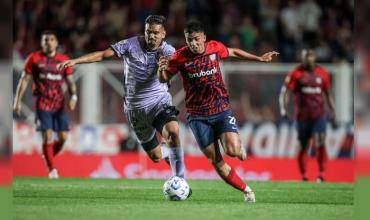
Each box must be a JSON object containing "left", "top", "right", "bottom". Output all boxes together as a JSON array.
[{"left": 163, "top": 176, "right": 190, "bottom": 201}]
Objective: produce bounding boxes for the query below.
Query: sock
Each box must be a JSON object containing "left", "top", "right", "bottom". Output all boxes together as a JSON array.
[
  {"left": 169, "top": 147, "right": 185, "bottom": 178},
  {"left": 298, "top": 149, "right": 308, "bottom": 179},
  {"left": 160, "top": 144, "right": 170, "bottom": 159},
  {"left": 224, "top": 167, "right": 246, "bottom": 192},
  {"left": 317, "top": 146, "right": 327, "bottom": 177},
  {"left": 53, "top": 141, "right": 64, "bottom": 156},
  {"left": 42, "top": 143, "right": 55, "bottom": 171}
]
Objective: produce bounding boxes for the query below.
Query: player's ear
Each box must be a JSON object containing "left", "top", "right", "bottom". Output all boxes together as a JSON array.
[{"left": 203, "top": 34, "right": 206, "bottom": 42}]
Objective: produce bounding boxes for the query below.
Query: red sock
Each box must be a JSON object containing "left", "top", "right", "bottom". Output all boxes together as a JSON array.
[
  {"left": 224, "top": 167, "right": 246, "bottom": 192},
  {"left": 298, "top": 149, "right": 308, "bottom": 178},
  {"left": 42, "top": 143, "right": 54, "bottom": 171},
  {"left": 317, "top": 146, "right": 327, "bottom": 176},
  {"left": 53, "top": 141, "right": 64, "bottom": 156}
]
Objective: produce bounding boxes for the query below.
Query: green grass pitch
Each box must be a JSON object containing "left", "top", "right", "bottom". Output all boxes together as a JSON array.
[{"left": 13, "top": 177, "right": 353, "bottom": 220}]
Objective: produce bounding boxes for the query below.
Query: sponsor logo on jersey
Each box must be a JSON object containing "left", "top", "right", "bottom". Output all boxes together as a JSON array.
[
  {"left": 39, "top": 73, "right": 62, "bottom": 81},
  {"left": 209, "top": 54, "right": 216, "bottom": 61},
  {"left": 301, "top": 86, "right": 322, "bottom": 94},
  {"left": 188, "top": 67, "right": 217, "bottom": 78}
]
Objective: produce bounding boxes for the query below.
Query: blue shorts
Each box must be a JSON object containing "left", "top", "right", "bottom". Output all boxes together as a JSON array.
[
  {"left": 35, "top": 110, "right": 70, "bottom": 132},
  {"left": 296, "top": 117, "right": 327, "bottom": 146},
  {"left": 187, "top": 110, "right": 239, "bottom": 149}
]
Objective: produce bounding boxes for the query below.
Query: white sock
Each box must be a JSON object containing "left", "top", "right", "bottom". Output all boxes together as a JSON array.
[
  {"left": 169, "top": 146, "right": 185, "bottom": 178},
  {"left": 160, "top": 144, "right": 170, "bottom": 159},
  {"left": 244, "top": 185, "right": 253, "bottom": 193}
]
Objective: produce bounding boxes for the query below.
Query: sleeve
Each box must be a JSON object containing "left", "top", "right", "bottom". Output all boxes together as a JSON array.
[
  {"left": 110, "top": 38, "right": 130, "bottom": 58},
  {"left": 161, "top": 42, "right": 176, "bottom": 58},
  {"left": 166, "top": 52, "right": 180, "bottom": 75},
  {"left": 284, "top": 70, "right": 297, "bottom": 90},
  {"left": 24, "top": 53, "right": 34, "bottom": 74},
  {"left": 214, "top": 41, "right": 229, "bottom": 59},
  {"left": 63, "top": 55, "right": 73, "bottom": 76},
  {"left": 322, "top": 69, "right": 331, "bottom": 91}
]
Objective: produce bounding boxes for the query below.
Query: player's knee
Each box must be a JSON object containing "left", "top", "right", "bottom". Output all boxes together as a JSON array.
[
  {"left": 164, "top": 124, "right": 180, "bottom": 144},
  {"left": 148, "top": 151, "right": 162, "bottom": 163},
  {"left": 57, "top": 136, "right": 68, "bottom": 145},
  {"left": 224, "top": 140, "right": 241, "bottom": 157}
]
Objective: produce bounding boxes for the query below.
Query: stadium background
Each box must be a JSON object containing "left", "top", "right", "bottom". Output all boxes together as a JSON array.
[{"left": 11, "top": 0, "right": 356, "bottom": 182}]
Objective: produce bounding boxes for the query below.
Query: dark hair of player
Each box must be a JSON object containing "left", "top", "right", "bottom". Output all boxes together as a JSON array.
[
  {"left": 184, "top": 20, "right": 205, "bottom": 34},
  {"left": 145, "top": 15, "right": 166, "bottom": 26},
  {"left": 41, "top": 30, "right": 58, "bottom": 39}
]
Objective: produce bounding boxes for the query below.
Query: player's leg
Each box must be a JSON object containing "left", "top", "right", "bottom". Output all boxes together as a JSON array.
[
  {"left": 126, "top": 109, "right": 169, "bottom": 163},
  {"left": 153, "top": 106, "right": 185, "bottom": 178},
  {"left": 54, "top": 131, "right": 68, "bottom": 156},
  {"left": 297, "top": 121, "right": 312, "bottom": 181},
  {"left": 201, "top": 141, "right": 255, "bottom": 202},
  {"left": 54, "top": 111, "right": 70, "bottom": 156},
  {"left": 313, "top": 117, "right": 328, "bottom": 182},
  {"left": 216, "top": 110, "right": 246, "bottom": 160},
  {"left": 36, "top": 110, "right": 57, "bottom": 177}
]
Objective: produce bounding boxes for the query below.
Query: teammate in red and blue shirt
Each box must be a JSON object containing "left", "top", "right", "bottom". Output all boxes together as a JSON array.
[
  {"left": 279, "top": 49, "right": 336, "bottom": 182},
  {"left": 158, "top": 21, "right": 279, "bottom": 202},
  {"left": 14, "top": 30, "right": 77, "bottom": 179}
]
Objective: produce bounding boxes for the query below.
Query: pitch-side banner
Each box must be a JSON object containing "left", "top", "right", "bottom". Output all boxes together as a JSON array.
[
  {"left": 13, "top": 122, "right": 353, "bottom": 158},
  {"left": 13, "top": 153, "right": 354, "bottom": 182}
]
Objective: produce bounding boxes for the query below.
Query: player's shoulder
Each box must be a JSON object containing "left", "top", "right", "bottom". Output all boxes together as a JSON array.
[
  {"left": 207, "top": 40, "right": 226, "bottom": 50},
  {"left": 55, "top": 52, "right": 70, "bottom": 61},
  {"left": 315, "top": 65, "right": 329, "bottom": 74},
  {"left": 289, "top": 65, "right": 304, "bottom": 75},
  {"left": 25, "top": 50, "right": 42, "bottom": 62},
  {"left": 171, "top": 45, "right": 188, "bottom": 61}
]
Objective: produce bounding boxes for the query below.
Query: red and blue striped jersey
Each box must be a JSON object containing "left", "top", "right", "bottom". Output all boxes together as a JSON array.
[
  {"left": 24, "top": 51, "right": 73, "bottom": 112},
  {"left": 167, "top": 40, "right": 230, "bottom": 116}
]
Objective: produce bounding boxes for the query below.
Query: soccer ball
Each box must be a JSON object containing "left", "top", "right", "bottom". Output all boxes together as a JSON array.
[{"left": 163, "top": 176, "right": 190, "bottom": 201}]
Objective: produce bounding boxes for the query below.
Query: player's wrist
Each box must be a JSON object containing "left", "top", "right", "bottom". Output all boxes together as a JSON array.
[{"left": 71, "top": 94, "right": 78, "bottom": 101}]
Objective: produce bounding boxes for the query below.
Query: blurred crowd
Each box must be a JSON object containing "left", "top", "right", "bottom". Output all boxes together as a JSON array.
[{"left": 14, "top": 0, "right": 353, "bottom": 62}]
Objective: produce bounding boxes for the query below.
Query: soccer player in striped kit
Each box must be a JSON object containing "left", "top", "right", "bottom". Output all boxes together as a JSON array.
[
  {"left": 58, "top": 15, "right": 188, "bottom": 188},
  {"left": 14, "top": 30, "right": 78, "bottom": 179},
  {"left": 158, "top": 20, "right": 279, "bottom": 202},
  {"left": 279, "top": 49, "right": 336, "bottom": 182}
]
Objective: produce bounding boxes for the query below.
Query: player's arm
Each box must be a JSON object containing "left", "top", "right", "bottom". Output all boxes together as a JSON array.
[
  {"left": 227, "top": 48, "right": 279, "bottom": 62},
  {"left": 279, "top": 85, "right": 290, "bottom": 118},
  {"left": 157, "top": 56, "right": 175, "bottom": 83},
  {"left": 58, "top": 48, "right": 115, "bottom": 70},
  {"left": 13, "top": 72, "right": 32, "bottom": 115},
  {"left": 324, "top": 89, "right": 336, "bottom": 125},
  {"left": 65, "top": 75, "right": 78, "bottom": 111}
]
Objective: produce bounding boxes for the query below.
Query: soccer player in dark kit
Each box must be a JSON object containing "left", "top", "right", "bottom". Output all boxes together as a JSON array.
[
  {"left": 14, "top": 30, "right": 78, "bottom": 179},
  {"left": 157, "top": 20, "right": 279, "bottom": 202},
  {"left": 279, "top": 49, "right": 336, "bottom": 183}
]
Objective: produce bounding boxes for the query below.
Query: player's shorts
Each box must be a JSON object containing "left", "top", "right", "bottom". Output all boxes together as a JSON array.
[
  {"left": 125, "top": 99, "right": 179, "bottom": 152},
  {"left": 296, "top": 116, "right": 327, "bottom": 146},
  {"left": 35, "top": 109, "right": 70, "bottom": 132},
  {"left": 187, "top": 109, "right": 239, "bottom": 150}
]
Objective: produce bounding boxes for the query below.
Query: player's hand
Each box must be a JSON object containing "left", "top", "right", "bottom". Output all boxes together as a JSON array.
[
  {"left": 158, "top": 56, "right": 169, "bottom": 70},
  {"left": 57, "top": 60, "right": 76, "bottom": 70},
  {"left": 13, "top": 102, "right": 21, "bottom": 115},
  {"left": 258, "top": 51, "right": 279, "bottom": 62},
  {"left": 329, "top": 111, "right": 338, "bottom": 128},
  {"left": 68, "top": 99, "right": 77, "bottom": 111}
]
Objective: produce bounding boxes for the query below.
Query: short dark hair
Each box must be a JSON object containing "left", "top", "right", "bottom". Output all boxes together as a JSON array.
[
  {"left": 41, "top": 30, "right": 57, "bottom": 38},
  {"left": 145, "top": 15, "right": 166, "bottom": 26},
  {"left": 184, "top": 20, "right": 205, "bottom": 34}
]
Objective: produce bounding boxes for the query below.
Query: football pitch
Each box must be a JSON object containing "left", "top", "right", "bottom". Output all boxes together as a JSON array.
[{"left": 13, "top": 177, "right": 353, "bottom": 220}]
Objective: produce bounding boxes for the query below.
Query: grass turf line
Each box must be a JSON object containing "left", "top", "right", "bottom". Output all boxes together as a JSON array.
[{"left": 13, "top": 177, "right": 353, "bottom": 220}]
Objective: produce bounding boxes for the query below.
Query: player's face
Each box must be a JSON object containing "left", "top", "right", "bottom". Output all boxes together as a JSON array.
[
  {"left": 185, "top": 32, "right": 206, "bottom": 54},
  {"left": 41, "top": 34, "right": 58, "bottom": 54},
  {"left": 301, "top": 49, "right": 316, "bottom": 67},
  {"left": 144, "top": 23, "right": 166, "bottom": 50}
]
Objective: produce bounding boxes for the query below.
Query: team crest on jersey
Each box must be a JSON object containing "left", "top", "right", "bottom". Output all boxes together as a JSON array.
[
  {"left": 316, "top": 77, "right": 322, "bottom": 84},
  {"left": 118, "top": 39, "right": 127, "bottom": 44},
  {"left": 209, "top": 54, "right": 216, "bottom": 61}
]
